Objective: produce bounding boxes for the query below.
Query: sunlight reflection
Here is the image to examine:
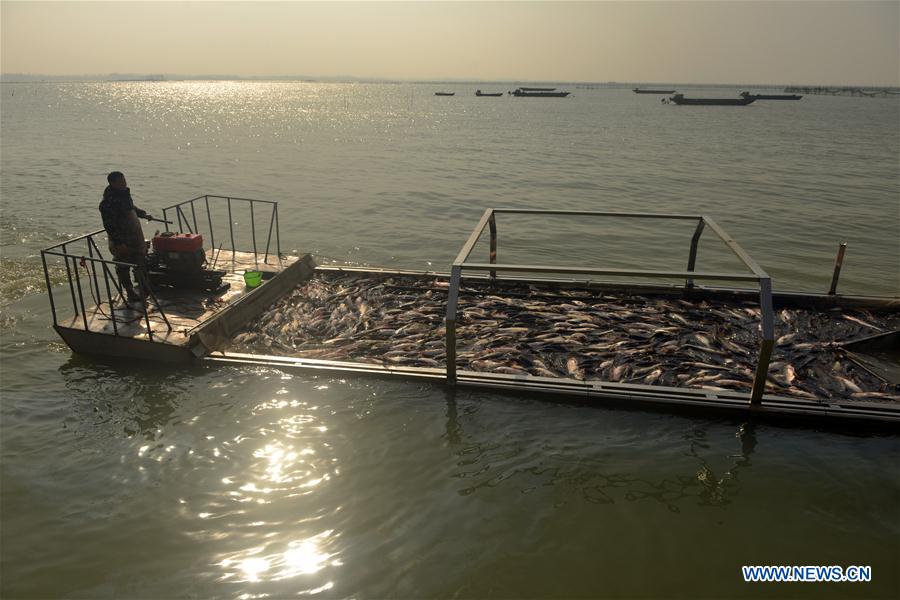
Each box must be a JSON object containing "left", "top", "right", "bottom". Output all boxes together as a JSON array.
[
  {"left": 218, "top": 530, "right": 338, "bottom": 584},
  {"left": 301, "top": 582, "right": 335, "bottom": 595},
  {"left": 195, "top": 385, "right": 341, "bottom": 589},
  {"left": 239, "top": 557, "right": 270, "bottom": 582},
  {"left": 283, "top": 532, "right": 333, "bottom": 576}
]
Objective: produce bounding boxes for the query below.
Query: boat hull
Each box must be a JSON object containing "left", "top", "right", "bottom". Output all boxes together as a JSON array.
[
  {"left": 670, "top": 96, "right": 755, "bottom": 106},
  {"left": 634, "top": 89, "right": 675, "bottom": 94},
  {"left": 512, "top": 91, "right": 570, "bottom": 98},
  {"left": 742, "top": 94, "right": 803, "bottom": 100}
]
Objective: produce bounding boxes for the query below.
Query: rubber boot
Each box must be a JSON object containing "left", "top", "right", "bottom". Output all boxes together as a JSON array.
[{"left": 123, "top": 283, "right": 141, "bottom": 304}]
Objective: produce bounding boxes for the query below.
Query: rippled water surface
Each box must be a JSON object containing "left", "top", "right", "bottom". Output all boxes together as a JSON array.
[{"left": 1, "top": 82, "right": 899, "bottom": 598}]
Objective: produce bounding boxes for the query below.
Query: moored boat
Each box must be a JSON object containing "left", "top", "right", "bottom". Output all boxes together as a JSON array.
[
  {"left": 741, "top": 91, "right": 803, "bottom": 100},
  {"left": 434, "top": 92, "right": 455, "bottom": 96},
  {"left": 510, "top": 87, "right": 570, "bottom": 98},
  {"left": 634, "top": 88, "right": 676, "bottom": 94},
  {"left": 475, "top": 90, "right": 504, "bottom": 97},
  {"left": 669, "top": 94, "right": 755, "bottom": 106}
]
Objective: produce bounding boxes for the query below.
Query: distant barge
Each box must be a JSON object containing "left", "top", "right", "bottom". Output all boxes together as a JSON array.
[
  {"left": 741, "top": 91, "right": 803, "bottom": 100},
  {"left": 41, "top": 201, "right": 899, "bottom": 428},
  {"left": 670, "top": 94, "right": 755, "bottom": 106},
  {"left": 510, "top": 87, "right": 571, "bottom": 98},
  {"left": 634, "top": 88, "right": 676, "bottom": 94}
]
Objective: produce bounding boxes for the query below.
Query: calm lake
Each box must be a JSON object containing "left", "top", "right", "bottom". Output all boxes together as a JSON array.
[{"left": 1, "top": 81, "right": 898, "bottom": 598}]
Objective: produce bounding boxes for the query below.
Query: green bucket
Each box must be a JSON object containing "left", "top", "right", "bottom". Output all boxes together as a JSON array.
[{"left": 243, "top": 270, "right": 263, "bottom": 288}]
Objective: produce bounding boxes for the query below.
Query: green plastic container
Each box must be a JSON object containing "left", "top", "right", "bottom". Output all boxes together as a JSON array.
[{"left": 243, "top": 270, "right": 263, "bottom": 288}]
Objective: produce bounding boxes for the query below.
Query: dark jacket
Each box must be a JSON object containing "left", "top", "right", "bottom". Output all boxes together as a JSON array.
[{"left": 99, "top": 186, "right": 147, "bottom": 248}]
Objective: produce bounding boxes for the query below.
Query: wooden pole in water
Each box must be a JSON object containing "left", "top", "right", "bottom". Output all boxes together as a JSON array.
[{"left": 828, "top": 243, "right": 847, "bottom": 295}]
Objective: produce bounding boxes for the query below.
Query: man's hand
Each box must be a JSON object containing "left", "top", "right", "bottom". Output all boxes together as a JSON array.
[
  {"left": 144, "top": 214, "right": 154, "bottom": 222},
  {"left": 115, "top": 243, "right": 129, "bottom": 255}
]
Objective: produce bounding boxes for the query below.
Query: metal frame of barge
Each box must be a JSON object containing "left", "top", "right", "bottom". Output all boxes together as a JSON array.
[
  {"left": 41, "top": 201, "right": 899, "bottom": 428},
  {"left": 41, "top": 195, "right": 316, "bottom": 363}
]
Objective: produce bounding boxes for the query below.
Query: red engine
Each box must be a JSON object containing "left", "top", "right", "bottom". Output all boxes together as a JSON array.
[
  {"left": 152, "top": 232, "right": 203, "bottom": 253},
  {"left": 149, "top": 232, "right": 207, "bottom": 277},
  {"left": 147, "top": 232, "right": 226, "bottom": 292}
]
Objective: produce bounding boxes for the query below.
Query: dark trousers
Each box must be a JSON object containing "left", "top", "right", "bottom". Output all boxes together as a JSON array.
[{"left": 110, "top": 245, "right": 149, "bottom": 296}]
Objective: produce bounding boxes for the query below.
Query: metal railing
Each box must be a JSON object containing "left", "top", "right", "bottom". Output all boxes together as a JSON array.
[
  {"left": 161, "top": 195, "right": 281, "bottom": 269},
  {"left": 444, "top": 209, "right": 775, "bottom": 405},
  {"left": 41, "top": 194, "right": 283, "bottom": 345},
  {"left": 41, "top": 230, "right": 172, "bottom": 340}
]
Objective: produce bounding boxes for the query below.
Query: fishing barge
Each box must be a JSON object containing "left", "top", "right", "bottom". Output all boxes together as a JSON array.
[
  {"left": 41, "top": 196, "right": 316, "bottom": 363},
  {"left": 670, "top": 94, "right": 755, "bottom": 106},
  {"left": 41, "top": 200, "right": 899, "bottom": 428},
  {"left": 510, "top": 87, "right": 571, "bottom": 98},
  {"left": 740, "top": 91, "right": 803, "bottom": 100}
]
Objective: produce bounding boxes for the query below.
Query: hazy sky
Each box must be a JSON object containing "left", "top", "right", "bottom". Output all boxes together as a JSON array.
[{"left": 2, "top": 1, "right": 898, "bottom": 85}]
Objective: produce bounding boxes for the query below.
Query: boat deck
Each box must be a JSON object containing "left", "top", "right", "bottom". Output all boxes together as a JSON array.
[
  {"left": 54, "top": 250, "right": 315, "bottom": 362},
  {"left": 58, "top": 250, "right": 295, "bottom": 343}
]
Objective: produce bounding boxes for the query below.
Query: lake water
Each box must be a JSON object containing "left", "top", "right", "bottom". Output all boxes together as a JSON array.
[{"left": 1, "top": 81, "right": 898, "bottom": 598}]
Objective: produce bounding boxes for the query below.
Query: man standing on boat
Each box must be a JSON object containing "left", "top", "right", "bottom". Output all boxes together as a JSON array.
[{"left": 99, "top": 171, "right": 155, "bottom": 303}]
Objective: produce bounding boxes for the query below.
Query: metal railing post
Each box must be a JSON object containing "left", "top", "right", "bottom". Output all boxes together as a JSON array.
[
  {"left": 72, "top": 257, "right": 89, "bottom": 330},
  {"left": 205, "top": 195, "right": 215, "bottom": 250},
  {"left": 176, "top": 206, "right": 193, "bottom": 233},
  {"left": 86, "top": 236, "right": 121, "bottom": 297},
  {"left": 101, "top": 259, "right": 118, "bottom": 336},
  {"left": 488, "top": 213, "right": 497, "bottom": 281},
  {"left": 686, "top": 218, "right": 706, "bottom": 289},
  {"left": 40, "top": 251, "right": 57, "bottom": 326},
  {"left": 828, "top": 242, "right": 847, "bottom": 295},
  {"left": 263, "top": 204, "right": 276, "bottom": 264},
  {"left": 163, "top": 208, "right": 170, "bottom": 233},
  {"left": 249, "top": 200, "right": 258, "bottom": 269},
  {"left": 274, "top": 203, "right": 281, "bottom": 257},
  {"left": 750, "top": 277, "right": 775, "bottom": 405},
  {"left": 227, "top": 197, "right": 236, "bottom": 261},
  {"left": 142, "top": 269, "right": 172, "bottom": 332},
  {"left": 190, "top": 199, "right": 199, "bottom": 235},
  {"left": 99, "top": 258, "right": 122, "bottom": 297},
  {"left": 86, "top": 236, "right": 105, "bottom": 261},
  {"left": 62, "top": 244, "right": 79, "bottom": 317},
  {"left": 141, "top": 296, "right": 154, "bottom": 341},
  {"left": 445, "top": 265, "right": 462, "bottom": 384},
  {"left": 86, "top": 237, "right": 102, "bottom": 309}
]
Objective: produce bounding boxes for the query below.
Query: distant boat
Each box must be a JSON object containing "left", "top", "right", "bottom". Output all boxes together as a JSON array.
[
  {"left": 510, "top": 88, "right": 570, "bottom": 98},
  {"left": 669, "top": 94, "right": 755, "bottom": 106},
  {"left": 740, "top": 91, "right": 803, "bottom": 100},
  {"left": 633, "top": 88, "right": 676, "bottom": 94},
  {"left": 434, "top": 92, "right": 455, "bottom": 97},
  {"left": 475, "top": 90, "right": 504, "bottom": 97}
]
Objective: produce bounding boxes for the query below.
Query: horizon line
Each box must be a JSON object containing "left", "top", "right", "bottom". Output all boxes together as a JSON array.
[{"left": 2, "top": 73, "right": 899, "bottom": 89}]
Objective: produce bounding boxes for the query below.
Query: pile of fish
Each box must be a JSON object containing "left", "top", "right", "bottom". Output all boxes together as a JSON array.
[{"left": 229, "top": 273, "right": 900, "bottom": 403}]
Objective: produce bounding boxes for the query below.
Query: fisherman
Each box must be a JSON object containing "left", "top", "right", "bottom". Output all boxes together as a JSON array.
[{"left": 99, "top": 171, "right": 155, "bottom": 303}]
